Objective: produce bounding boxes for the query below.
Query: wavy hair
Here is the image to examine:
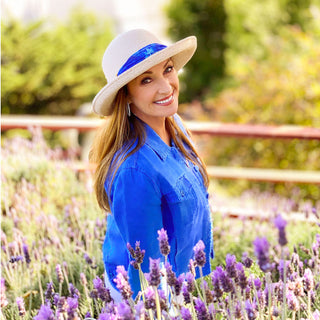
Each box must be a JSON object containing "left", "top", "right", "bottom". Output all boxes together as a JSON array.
[{"left": 89, "top": 88, "right": 209, "bottom": 212}]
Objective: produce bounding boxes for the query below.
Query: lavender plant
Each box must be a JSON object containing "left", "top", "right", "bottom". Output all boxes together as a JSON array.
[{"left": 1, "top": 130, "right": 320, "bottom": 319}]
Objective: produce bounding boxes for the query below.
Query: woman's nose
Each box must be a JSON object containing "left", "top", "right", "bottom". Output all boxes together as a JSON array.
[{"left": 157, "top": 77, "right": 172, "bottom": 94}]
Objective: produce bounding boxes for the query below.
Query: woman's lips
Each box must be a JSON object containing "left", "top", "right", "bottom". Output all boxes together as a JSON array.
[{"left": 154, "top": 93, "right": 174, "bottom": 106}]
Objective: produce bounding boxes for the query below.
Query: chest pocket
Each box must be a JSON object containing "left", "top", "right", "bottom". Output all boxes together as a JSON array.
[{"left": 165, "top": 174, "right": 196, "bottom": 203}]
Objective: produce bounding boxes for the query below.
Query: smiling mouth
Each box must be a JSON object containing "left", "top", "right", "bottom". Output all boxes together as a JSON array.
[{"left": 154, "top": 93, "right": 174, "bottom": 105}]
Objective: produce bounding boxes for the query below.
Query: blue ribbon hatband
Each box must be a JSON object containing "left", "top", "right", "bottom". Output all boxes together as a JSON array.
[{"left": 117, "top": 43, "right": 167, "bottom": 76}]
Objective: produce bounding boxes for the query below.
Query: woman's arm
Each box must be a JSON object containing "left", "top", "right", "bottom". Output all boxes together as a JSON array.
[{"left": 109, "top": 167, "right": 163, "bottom": 295}]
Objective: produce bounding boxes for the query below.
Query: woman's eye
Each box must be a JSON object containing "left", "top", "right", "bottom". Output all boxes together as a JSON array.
[
  {"left": 141, "top": 77, "right": 152, "bottom": 85},
  {"left": 165, "top": 66, "right": 174, "bottom": 73}
]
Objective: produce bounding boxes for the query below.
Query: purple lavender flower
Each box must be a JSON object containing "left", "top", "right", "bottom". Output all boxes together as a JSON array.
[
  {"left": 253, "top": 237, "right": 271, "bottom": 272},
  {"left": 99, "top": 312, "right": 117, "bottom": 320},
  {"left": 312, "top": 242, "right": 319, "bottom": 257},
  {"left": 144, "top": 286, "right": 156, "bottom": 310},
  {"left": 157, "top": 289, "right": 168, "bottom": 312},
  {"left": 313, "top": 310, "right": 320, "bottom": 320},
  {"left": 53, "top": 294, "right": 60, "bottom": 308},
  {"left": 182, "top": 283, "right": 191, "bottom": 304},
  {"left": 55, "top": 264, "right": 64, "bottom": 283},
  {"left": 93, "top": 276, "right": 112, "bottom": 303},
  {"left": 56, "top": 296, "right": 67, "bottom": 314},
  {"left": 89, "top": 288, "right": 98, "bottom": 299},
  {"left": 303, "top": 268, "right": 314, "bottom": 291},
  {"left": 45, "top": 282, "right": 55, "bottom": 302},
  {"left": 242, "top": 252, "right": 253, "bottom": 268},
  {"left": 194, "top": 297, "right": 210, "bottom": 320},
  {"left": 157, "top": 228, "right": 170, "bottom": 256},
  {"left": 278, "top": 259, "right": 291, "bottom": 281},
  {"left": 274, "top": 214, "right": 288, "bottom": 246},
  {"left": 117, "top": 301, "right": 134, "bottom": 320},
  {"left": 174, "top": 274, "right": 184, "bottom": 296},
  {"left": 34, "top": 304, "right": 55, "bottom": 320},
  {"left": 69, "top": 283, "right": 80, "bottom": 298},
  {"left": 84, "top": 253, "right": 93, "bottom": 265},
  {"left": 245, "top": 300, "right": 257, "bottom": 320},
  {"left": 181, "top": 306, "right": 192, "bottom": 320},
  {"left": 256, "top": 289, "right": 266, "bottom": 310},
  {"left": 286, "top": 290, "right": 300, "bottom": 311},
  {"left": 22, "top": 243, "right": 31, "bottom": 265},
  {"left": 234, "top": 301, "right": 243, "bottom": 319},
  {"left": 165, "top": 262, "right": 177, "bottom": 287},
  {"left": 114, "top": 266, "right": 133, "bottom": 300},
  {"left": 211, "top": 269, "right": 223, "bottom": 299},
  {"left": 0, "top": 278, "right": 8, "bottom": 308},
  {"left": 290, "top": 277, "right": 304, "bottom": 297},
  {"left": 193, "top": 240, "right": 206, "bottom": 267},
  {"left": 208, "top": 303, "right": 216, "bottom": 318},
  {"left": 67, "top": 297, "right": 79, "bottom": 318},
  {"left": 9, "top": 255, "right": 23, "bottom": 263},
  {"left": 16, "top": 297, "right": 26, "bottom": 317},
  {"left": 235, "top": 262, "right": 247, "bottom": 290},
  {"left": 127, "top": 241, "right": 145, "bottom": 266},
  {"left": 291, "top": 252, "right": 300, "bottom": 266},
  {"left": 202, "top": 280, "right": 214, "bottom": 303},
  {"left": 215, "top": 266, "right": 234, "bottom": 293},
  {"left": 186, "top": 271, "right": 195, "bottom": 293},
  {"left": 272, "top": 306, "right": 280, "bottom": 317},
  {"left": 80, "top": 273, "right": 87, "bottom": 286},
  {"left": 147, "top": 258, "right": 161, "bottom": 287},
  {"left": 135, "top": 301, "right": 145, "bottom": 318},
  {"left": 253, "top": 278, "right": 261, "bottom": 290},
  {"left": 225, "top": 254, "right": 237, "bottom": 280}
]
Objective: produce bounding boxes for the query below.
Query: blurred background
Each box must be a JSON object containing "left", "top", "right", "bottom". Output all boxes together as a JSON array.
[{"left": 2, "top": 0, "right": 320, "bottom": 201}]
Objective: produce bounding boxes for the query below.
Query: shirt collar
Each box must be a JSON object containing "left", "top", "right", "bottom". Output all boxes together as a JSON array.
[{"left": 144, "top": 122, "right": 171, "bottom": 161}]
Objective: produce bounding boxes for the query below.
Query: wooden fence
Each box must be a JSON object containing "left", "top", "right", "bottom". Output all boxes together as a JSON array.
[{"left": 2, "top": 115, "right": 320, "bottom": 184}]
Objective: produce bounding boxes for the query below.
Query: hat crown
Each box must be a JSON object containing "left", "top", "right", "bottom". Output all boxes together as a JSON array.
[{"left": 102, "top": 29, "right": 162, "bottom": 83}]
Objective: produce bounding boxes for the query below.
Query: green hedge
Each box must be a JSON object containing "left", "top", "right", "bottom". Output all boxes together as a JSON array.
[{"left": 1, "top": 9, "right": 113, "bottom": 115}]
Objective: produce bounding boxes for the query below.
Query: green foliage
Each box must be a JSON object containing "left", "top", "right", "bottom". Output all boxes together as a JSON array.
[
  {"left": 1, "top": 8, "right": 114, "bottom": 115},
  {"left": 224, "top": 0, "right": 320, "bottom": 69},
  {"left": 165, "top": 0, "right": 226, "bottom": 102},
  {"left": 199, "top": 25, "right": 320, "bottom": 200}
]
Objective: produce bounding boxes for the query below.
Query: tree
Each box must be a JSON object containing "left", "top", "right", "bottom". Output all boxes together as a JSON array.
[
  {"left": 1, "top": 9, "right": 114, "bottom": 115},
  {"left": 165, "top": 0, "right": 227, "bottom": 103}
]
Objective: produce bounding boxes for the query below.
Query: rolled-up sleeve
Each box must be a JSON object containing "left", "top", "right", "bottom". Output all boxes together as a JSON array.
[{"left": 109, "top": 167, "right": 163, "bottom": 294}]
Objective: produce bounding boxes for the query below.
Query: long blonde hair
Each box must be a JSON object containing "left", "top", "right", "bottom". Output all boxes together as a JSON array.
[{"left": 89, "top": 88, "right": 209, "bottom": 212}]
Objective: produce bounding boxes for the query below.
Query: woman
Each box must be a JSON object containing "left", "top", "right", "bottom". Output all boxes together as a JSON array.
[{"left": 90, "top": 29, "right": 214, "bottom": 299}]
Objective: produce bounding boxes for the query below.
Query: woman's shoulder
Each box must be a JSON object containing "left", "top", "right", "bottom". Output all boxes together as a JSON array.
[{"left": 114, "top": 143, "right": 157, "bottom": 176}]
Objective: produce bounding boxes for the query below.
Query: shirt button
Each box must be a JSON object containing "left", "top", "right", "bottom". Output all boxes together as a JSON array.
[{"left": 180, "top": 190, "right": 185, "bottom": 197}]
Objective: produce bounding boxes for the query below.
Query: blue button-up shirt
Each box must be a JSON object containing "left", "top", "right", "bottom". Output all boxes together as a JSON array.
[{"left": 103, "top": 114, "right": 214, "bottom": 296}]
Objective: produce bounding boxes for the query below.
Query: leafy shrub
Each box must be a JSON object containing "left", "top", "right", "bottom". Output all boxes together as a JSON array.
[
  {"left": 1, "top": 9, "right": 113, "bottom": 115},
  {"left": 198, "top": 26, "right": 320, "bottom": 200}
]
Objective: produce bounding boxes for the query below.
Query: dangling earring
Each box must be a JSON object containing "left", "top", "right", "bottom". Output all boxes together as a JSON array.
[{"left": 127, "top": 102, "right": 131, "bottom": 117}]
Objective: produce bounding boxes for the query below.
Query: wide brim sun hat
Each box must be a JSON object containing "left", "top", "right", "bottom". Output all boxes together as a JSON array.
[{"left": 92, "top": 28, "right": 197, "bottom": 116}]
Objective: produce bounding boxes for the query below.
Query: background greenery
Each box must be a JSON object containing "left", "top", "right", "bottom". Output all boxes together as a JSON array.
[
  {"left": 1, "top": 9, "right": 113, "bottom": 115},
  {"left": 2, "top": 0, "right": 320, "bottom": 200}
]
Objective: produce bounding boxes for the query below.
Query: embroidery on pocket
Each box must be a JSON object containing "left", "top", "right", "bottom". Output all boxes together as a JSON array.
[{"left": 165, "top": 174, "right": 195, "bottom": 203}]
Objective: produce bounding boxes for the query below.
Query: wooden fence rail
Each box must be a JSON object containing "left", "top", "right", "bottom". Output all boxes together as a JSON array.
[
  {"left": 2, "top": 115, "right": 320, "bottom": 184},
  {"left": 2, "top": 115, "right": 320, "bottom": 140}
]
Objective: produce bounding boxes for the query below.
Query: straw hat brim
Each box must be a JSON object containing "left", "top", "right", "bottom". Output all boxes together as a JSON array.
[{"left": 92, "top": 36, "right": 197, "bottom": 116}]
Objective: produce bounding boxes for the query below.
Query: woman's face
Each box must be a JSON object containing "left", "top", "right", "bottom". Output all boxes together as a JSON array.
[{"left": 127, "top": 59, "right": 179, "bottom": 126}]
